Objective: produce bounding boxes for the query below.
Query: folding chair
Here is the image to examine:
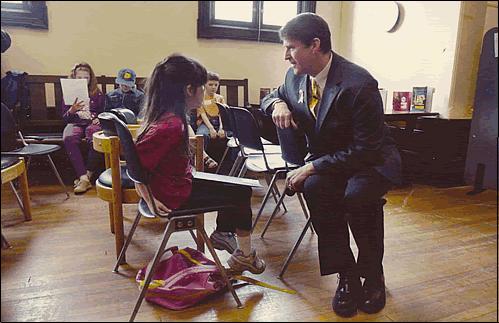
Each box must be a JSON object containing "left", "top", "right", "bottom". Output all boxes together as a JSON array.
[
  {"left": 107, "top": 114, "right": 243, "bottom": 321},
  {"left": 1, "top": 104, "right": 69, "bottom": 198},
  {"left": 1, "top": 156, "right": 32, "bottom": 248},
  {"left": 256, "top": 126, "right": 315, "bottom": 277},
  {"left": 228, "top": 106, "right": 311, "bottom": 232}
]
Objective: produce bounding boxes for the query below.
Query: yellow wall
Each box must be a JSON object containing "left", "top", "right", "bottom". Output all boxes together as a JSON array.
[{"left": 0, "top": 1, "right": 340, "bottom": 105}]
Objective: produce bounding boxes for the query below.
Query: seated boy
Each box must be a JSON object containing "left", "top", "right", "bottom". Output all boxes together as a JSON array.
[
  {"left": 105, "top": 68, "right": 145, "bottom": 117},
  {"left": 195, "top": 72, "right": 225, "bottom": 147}
]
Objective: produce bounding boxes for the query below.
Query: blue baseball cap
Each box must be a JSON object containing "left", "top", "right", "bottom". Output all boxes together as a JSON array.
[{"left": 115, "top": 68, "right": 136, "bottom": 87}]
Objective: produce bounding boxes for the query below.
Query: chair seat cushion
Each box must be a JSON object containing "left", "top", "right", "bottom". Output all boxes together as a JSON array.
[
  {"left": 2, "top": 143, "right": 61, "bottom": 156},
  {"left": 97, "top": 166, "right": 135, "bottom": 189},
  {"left": 1, "top": 156, "right": 20, "bottom": 170}
]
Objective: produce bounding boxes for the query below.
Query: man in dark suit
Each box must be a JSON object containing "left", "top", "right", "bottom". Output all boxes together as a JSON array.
[{"left": 261, "top": 13, "right": 401, "bottom": 317}]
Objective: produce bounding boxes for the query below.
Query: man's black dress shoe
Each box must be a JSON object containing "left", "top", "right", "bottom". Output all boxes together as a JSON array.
[
  {"left": 332, "top": 273, "right": 362, "bottom": 317},
  {"left": 359, "top": 274, "right": 386, "bottom": 314}
]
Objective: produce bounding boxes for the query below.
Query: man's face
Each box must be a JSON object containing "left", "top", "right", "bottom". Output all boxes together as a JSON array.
[
  {"left": 283, "top": 38, "right": 314, "bottom": 75},
  {"left": 120, "top": 84, "right": 132, "bottom": 93},
  {"left": 205, "top": 80, "right": 219, "bottom": 96}
]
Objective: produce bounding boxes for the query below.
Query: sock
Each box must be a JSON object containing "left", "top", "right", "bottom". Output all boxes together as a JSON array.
[{"left": 237, "top": 235, "right": 251, "bottom": 256}]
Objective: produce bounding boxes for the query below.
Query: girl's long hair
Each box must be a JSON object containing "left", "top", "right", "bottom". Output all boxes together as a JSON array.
[
  {"left": 69, "top": 62, "right": 101, "bottom": 97},
  {"left": 138, "top": 54, "right": 207, "bottom": 155}
]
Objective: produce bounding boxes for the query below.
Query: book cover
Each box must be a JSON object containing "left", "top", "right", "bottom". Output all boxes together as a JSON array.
[
  {"left": 411, "top": 86, "right": 435, "bottom": 112},
  {"left": 392, "top": 91, "right": 412, "bottom": 112}
]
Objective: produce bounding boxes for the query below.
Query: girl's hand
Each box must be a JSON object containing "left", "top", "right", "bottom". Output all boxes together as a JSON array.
[
  {"left": 217, "top": 129, "right": 225, "bottom": 139},
  {"left": 135, "top": 183, "right": 171, "bottom": 215},
  {"left": 69, "top": 97, "right": 85, "bottom": 114}
]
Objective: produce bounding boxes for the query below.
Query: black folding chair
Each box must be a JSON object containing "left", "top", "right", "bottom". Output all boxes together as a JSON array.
[
  {"left": 107, "top": 114, "right": 244, "bottom": 322},
  {"left": 228, "top": 107, "right": 312, "bottom": 232},
  {"left": 259, "top": 126, "right": 316, "bottom": 278},
  {"left": 1, "top": 104, "right": 69, "bottom": 198}
]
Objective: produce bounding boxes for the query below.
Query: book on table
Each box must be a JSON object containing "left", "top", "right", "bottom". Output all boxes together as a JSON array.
[
  {"left": 411, "top": 86, "right": 435, "bottom": 112},
  {"left": 392, "top": 91, "right": 412, "bottom": 112}
]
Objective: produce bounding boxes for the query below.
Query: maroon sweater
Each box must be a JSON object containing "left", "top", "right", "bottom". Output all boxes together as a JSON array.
[{"left": 135, "top": 113, "right": 192, "bottom": 209}]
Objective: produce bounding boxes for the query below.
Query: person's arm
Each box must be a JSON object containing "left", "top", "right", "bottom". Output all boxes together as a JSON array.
[
  {"left": 199, "top": 109, "right": 217, "bottom": 139},
  {"left": 61, "top": 98, "right": 85, "bottom": 123},
  {"left": 135, "top": 118, "right": 183, "bottom": 173},
  {"left": 311, "top": 82, "right": 386, "bottom": 175},
  {"left": 261, "top": 69, "right": 297, "bottom": 129},
  {"left": 90, "top": 92, "right": 105, "bottom": 125}
]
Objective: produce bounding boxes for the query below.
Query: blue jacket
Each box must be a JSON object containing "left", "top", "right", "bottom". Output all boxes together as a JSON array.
[{"left": 105, "top": 87, "right": 144, "bottom": 116}]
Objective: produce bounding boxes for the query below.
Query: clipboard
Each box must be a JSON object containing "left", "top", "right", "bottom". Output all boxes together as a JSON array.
[{"left": 193, "top": 170, "right": 262, "bottom": 188}]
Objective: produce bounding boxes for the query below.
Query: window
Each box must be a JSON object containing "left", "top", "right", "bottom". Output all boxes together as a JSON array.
[
  {"left": 1, "top": 1, "right": 48, "bottom": 29},
  {"left": 198, "top": 1, "right": 316, "bottom": 43}
]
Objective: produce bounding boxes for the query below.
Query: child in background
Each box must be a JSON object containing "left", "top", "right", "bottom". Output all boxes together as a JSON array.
[
  {"left": 62, "top": 62, "right": 105, "bottom": 194},
  {"left": 104, "top": 68, "right": 145, "bottom": 117},
  {"left": 135, "top": 54, "right": 265, "bottom": 274},
  {"left": 196, "top": 72, "right": 225, "bottom": 147}
]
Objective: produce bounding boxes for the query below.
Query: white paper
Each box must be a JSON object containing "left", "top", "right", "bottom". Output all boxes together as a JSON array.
[
  {"left": 494, "top": 32, "right": 497, "bottom": 58},
  {"left": 60, "top": 78, "right": 89, "bottom": 106}
]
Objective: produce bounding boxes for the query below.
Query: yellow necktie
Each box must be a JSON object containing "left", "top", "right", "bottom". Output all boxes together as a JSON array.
[{"left": 308, "top": 78, "right": 320, "bottom": 118}]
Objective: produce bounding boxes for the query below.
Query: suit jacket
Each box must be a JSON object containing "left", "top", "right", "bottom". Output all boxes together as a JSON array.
[{"left": 261, "top": 52, "right": 401, "bottom": 185}]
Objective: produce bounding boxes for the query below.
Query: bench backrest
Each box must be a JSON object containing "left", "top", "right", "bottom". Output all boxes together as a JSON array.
[{"left": 20, "top": 74, "right": 249, "bottom": 135}]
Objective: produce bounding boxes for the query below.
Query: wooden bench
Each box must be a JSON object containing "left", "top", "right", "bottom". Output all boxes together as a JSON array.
[{"left": 19, "top": 74, "right": 250, "bottom": 143}]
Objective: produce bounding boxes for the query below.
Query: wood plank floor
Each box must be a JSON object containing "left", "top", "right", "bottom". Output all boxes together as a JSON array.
[{"left": 1, "top": 180, "right": 497, "bottom": 322}]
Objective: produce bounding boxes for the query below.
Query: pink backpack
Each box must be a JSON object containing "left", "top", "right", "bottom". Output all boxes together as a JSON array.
[{"left": 136, "top": 246, "right": 226, "bottom": 310}]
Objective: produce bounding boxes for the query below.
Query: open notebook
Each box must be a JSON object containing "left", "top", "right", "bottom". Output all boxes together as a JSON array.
[{"left": 192, "top": 169, "right": 262, "bottom": 188}]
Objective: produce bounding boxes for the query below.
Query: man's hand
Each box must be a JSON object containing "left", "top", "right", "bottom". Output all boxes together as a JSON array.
[
  {"left": 272, "top": 100, "right": 298, "bottom": 129},
  {"left": 285, "top": 163, "right": 316, "bottom": 193},
  {"left": 92, "top": 118, "right": 100, "bottom": 125}
]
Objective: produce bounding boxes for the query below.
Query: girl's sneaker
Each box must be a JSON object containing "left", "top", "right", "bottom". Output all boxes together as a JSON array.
[{"left": 227, "top": 249, "right": 266, "bottom": 274}]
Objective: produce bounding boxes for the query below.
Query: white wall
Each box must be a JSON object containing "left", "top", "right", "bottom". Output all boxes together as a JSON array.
[{"left": 339, "top": 1, "right": 463, "bottom": 118}]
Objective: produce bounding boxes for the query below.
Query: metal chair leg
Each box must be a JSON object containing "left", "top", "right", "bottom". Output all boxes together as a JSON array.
[
  {"left": 189, "top": 229, "right": 198, "bottom": 244},
  {"left": 47, "top": 154, "right": 70, "bottom": 199},
  {"left": 216, "top": 146, "right": 229, "bottom": 174},
  {"left": 1, "top": 232, "right": 11, "bottom": 249},
  {"left": 279, "top": 218, "right": 312, "bottom": 278},
  {"left": 228, "top": 154, "right": 245, "bottom": 176},
  {"left": 129, "top": 221, "right": 176, "bottom": 322},
  {"left": 297, "top": 193, "right": 314, "bottom": 234},
  {"left": 252, "top": 172, "right": 280, "bottom": 231},
  {"left": 198, "top": 227, "right": 243, "bottom": 308},
  {"left": 261, "top": 190, "right": 287, "bottom": 238},
  {"left": 9, "top": 181, "right": 25, "bottom": 215},
  {"left": 113, "top": 211, "right": 142, "bottom": 272}
]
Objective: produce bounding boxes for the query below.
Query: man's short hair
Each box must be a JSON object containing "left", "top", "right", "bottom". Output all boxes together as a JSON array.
[
  {"left": 207, "top": 71, "right": 220, "bottom": 82},
  {"left": 279, "top": 13, "right": 331, "bottom": 53}
]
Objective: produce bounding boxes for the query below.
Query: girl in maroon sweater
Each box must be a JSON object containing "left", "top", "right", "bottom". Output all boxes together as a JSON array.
[{"left": 135, "top": 54, "right": 265, "bottom": 274}]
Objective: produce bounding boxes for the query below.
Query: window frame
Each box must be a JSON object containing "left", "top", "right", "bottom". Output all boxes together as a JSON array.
[
  {"left": 197, "top": 1, "right": 316, "bottom": 43},
  {"left": 1, "top": 1, "right": 48, "bottom": 29}
]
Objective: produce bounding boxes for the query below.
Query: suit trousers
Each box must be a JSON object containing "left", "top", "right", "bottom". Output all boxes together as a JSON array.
[{"left": 303, "top": 168, "right": 391, "bottom": 278}]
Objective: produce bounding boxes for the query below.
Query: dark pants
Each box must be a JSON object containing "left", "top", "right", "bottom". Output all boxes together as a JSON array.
[
  {"left": 180, "top": 178, "right": 253, "bottom": 232},
  {"left": 303, "top": 168, "right": 391, "bottom": 279}
]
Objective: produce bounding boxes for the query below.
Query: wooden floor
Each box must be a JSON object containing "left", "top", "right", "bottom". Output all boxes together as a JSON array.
[{"left": 1, "top": 180, "right": 497, "bottom": 322}]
